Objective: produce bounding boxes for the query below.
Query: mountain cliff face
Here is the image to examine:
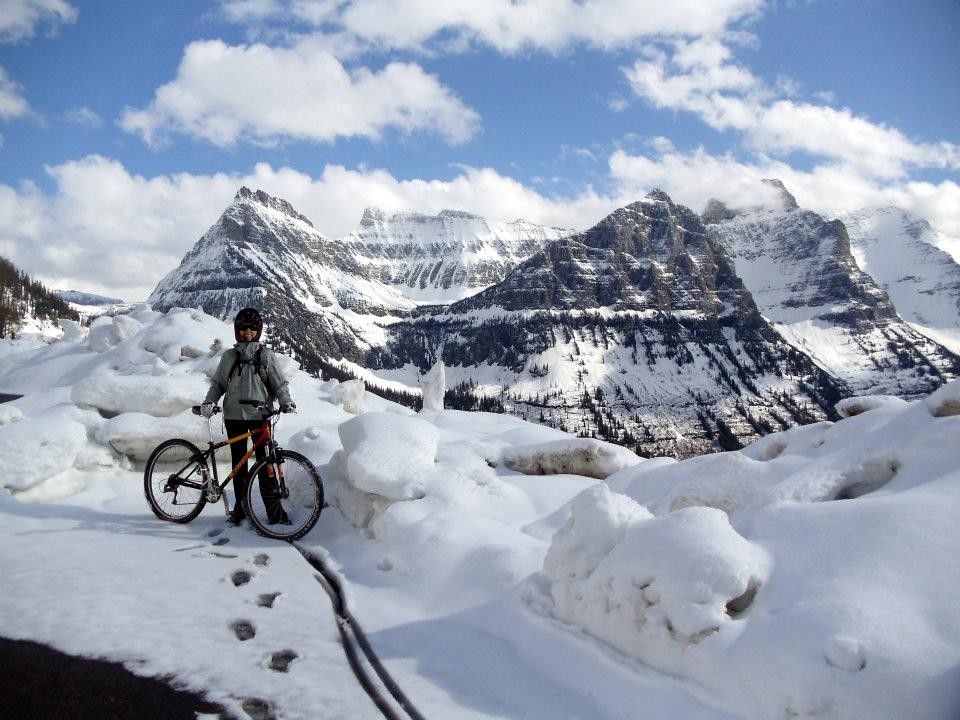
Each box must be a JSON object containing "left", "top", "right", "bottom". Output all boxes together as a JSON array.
[
  {"left": 838, "top": 206, "right": 960, "bottom": 355},
  {"left": 707, "top": 203, "right": 959, "bottom": 397},
  {"left": 148, "top": 185, "right": 959, "bottom": 457},
  {"left": 372, "top": 193, "right": 847, "bottom": 456},
  {"left": 342, "top": 208, "right": 570, "bottom": 304}
]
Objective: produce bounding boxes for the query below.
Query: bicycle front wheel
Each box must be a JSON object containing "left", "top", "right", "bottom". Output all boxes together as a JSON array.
[
  {"left": 245, "top": 450, "right": 324, "bottom": 540},
  {"left": 144, "top": 439, "right": 208, "bottom": 523}
]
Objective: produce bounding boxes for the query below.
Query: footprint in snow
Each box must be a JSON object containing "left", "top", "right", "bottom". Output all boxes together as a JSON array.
[
  {"left": 207, "top": 527, "right": 224, "bottom": 538},
  {"left": 240, "top": 697, "right": 276, "bottom": 720},
  {"left": 256, "top": 592, "right": 281, "bottom": 609},
  {"left": 253, "top": 553, "right": 270, "bottom": 567},
  {"left": 231, "top": 570, "right": 252, "bottom": 587},
  {"left": 212, "top": 537, "right": 230, "bottom": 546},
  {"left": 267, "top": 649, "right": 299, "bottom": 673},
  {"left": 230, "top": 619, "right": 256, "bottom": 641}
]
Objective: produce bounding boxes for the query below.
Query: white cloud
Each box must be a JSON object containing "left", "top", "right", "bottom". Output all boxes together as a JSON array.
[
  {"left": 5, "top": 150, "right": 958, "bottom": 302},
  {"left": 0, "top": 156, "right": 614, "bottom": 300},
  {"left": 0, "top": 0, "right": 77, "bottom": 43},
  {"left": 119, "top": 38, "right": 480, "bottom": 148},
  {"left": 0, "top": 67, "right": 30, "bottom": 119},
  {"left": 64, "top": 106, "right": 102, "bottom": 127},
  {"left": 221, "top": 0, "right": 765, "bottom": 54},
  {"left": 608, "top": 145, "right": 960, "bottom": 238},
  {"left": 623, "top": 39, "right": 960, "bottom": 180}
]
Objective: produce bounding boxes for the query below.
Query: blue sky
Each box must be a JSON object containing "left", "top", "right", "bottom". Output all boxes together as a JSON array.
[{"left": 0, "top": 0, "right": 957, "bottom": 300}]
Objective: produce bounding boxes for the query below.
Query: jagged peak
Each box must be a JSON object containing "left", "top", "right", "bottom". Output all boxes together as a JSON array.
[
  {"left": 762, "top": 178, "right": 799, "bottom": 212},
  {"left": 645, "top": 188, "right": 675, "bottom": 205},
  {"left": 234, "top": 186, "right": 314, "bottom": 227}
]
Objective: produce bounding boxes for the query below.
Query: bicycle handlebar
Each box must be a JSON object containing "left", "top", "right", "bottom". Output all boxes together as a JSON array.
[{"left": 191, "top": 404, "right": 221, "bottom": 416}]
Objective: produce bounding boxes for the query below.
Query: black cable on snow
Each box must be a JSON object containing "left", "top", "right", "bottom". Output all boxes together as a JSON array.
[{"left": 291, "top": 542, "right": 427, "bottom": 720}]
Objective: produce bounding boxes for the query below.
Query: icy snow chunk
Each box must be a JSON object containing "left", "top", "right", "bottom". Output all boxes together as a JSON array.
[
  {"left": 72, "top": 374, "right": 208, "bottom": 417},
  {"left": 139, "top": 308, "right": 230, "bottom": 365},
  {"left": 824, "top": 636, "right": 866, "bottom": 672},
  {"left": 59, "top": 319, "right": 84, "bottom": 342},
  {"left": 0, "top": 404, "right": 23, "bottom": 425},
  {"left": 338, "top": 412, "right": 437, "bottom": 499},
  {"left": 501, "top": 438, "right": 642, "bottom": 480},
  {"left": 88, "top": 315, "right": 143, "bottom": 352},
  {"left": 543, "top": 484, "right": 766, "bottom": 663},
  {"left": 179, "top": 344, "right": 205, "bottom": 359},
  {"left": 95, "top": 410, "right": 222, "bottom": 460},
  {"left": 924, "top": 379, "right": 960, "bottom": 417},
  {"left": 286, "top": 425, "right": 340, "bottom": 467},
  {"left": 837, "top": 394, "right": 908, "bottom": 418},
  {"left": 0, "top": 406, "right": 93, "bottom": 492},
  {"left": 420, "top": 360, "right": 445, "bottom": 411},
  {"left": 329, "top": 379, "right": 366, "bottom": 414}
]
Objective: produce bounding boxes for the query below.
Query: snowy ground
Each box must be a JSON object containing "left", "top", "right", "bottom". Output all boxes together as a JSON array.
[{"left": 0, "top": 306, "right": 958, "bottom": 720}]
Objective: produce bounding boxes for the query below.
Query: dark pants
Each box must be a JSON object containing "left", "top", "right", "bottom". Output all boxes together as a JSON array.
[{"left": 224, "top": 419, "right": 286, "bottom": 522}]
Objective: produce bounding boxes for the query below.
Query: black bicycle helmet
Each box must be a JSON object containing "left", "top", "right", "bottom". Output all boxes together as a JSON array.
[{"left": 234, "top": 307, "right": 263, "bottom": 342}]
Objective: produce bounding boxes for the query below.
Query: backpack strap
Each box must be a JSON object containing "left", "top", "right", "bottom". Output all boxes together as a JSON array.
[{"left": 227, "top": 346, "right": 275, "bottom": 398}]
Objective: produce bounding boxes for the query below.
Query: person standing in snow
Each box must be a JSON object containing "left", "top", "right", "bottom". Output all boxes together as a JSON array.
[{"left": 200, "top": 307, "right": 296, "bottom": 525}]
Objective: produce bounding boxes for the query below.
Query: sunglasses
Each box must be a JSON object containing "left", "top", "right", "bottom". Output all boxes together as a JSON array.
[{"left": 237, "top": 324, "right": 259, "bottom": 331}]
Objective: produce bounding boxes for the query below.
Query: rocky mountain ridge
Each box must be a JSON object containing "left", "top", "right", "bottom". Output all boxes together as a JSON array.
[{"left": 148, "top": 186, "right": 959, "bottom": 456}]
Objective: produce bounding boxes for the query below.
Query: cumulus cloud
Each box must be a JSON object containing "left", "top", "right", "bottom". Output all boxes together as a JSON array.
[
  {"left": 608, "top": 145, "right": 960, "bottom": 239},
  {"left": 3, "top": 150, "right": 959, "bottom": 300},
  {"left": 0, "top": 156, "right": 615, "bottom": 300},
  {"left": 219, "top": 0, "right": 764, "bottom": 54},
  {"left": 0, "top": 67, "right": 30, "bottom": 119},
  {"left": 0, "top": 0, "right": 77, "bottom": 43},
  {"left": 119, "top": 38, "right": 481, "bottom": 148},
  {"left": 623, "top": 38, "right": 960, "bottom": 180}
]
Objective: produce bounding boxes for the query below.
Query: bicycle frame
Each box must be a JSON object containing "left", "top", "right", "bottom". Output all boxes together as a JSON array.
[{"left": 198, "top": 411, "right": 284, "bottom": 513}]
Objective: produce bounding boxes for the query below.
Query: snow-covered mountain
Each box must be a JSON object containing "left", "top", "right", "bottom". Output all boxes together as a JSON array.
[
  {"left": 375, "top": 192, "right": 848, "bottom": 457},
  {"left": 147, "top": 186, "right": 960, "bottom": 456},
  {"left": 343, "top": 208, "right": 571, "bottom": 304},
  {"left": 837, "top": 206, "right": 960, "bottom": 354},
  {"left": 149, "top": 187, "right": 416, "bottom": 367},
  {"left": 708, "top": 196, "right": 959, "bottom": 397}
]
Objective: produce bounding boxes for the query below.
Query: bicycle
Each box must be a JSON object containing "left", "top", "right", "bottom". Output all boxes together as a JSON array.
[{"left": 143, "top": 400, "right": 324, "bottom": 540}]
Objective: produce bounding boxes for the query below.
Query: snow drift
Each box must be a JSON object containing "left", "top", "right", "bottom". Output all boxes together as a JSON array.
[{"left": 0, "top": 304, "right": 957, "bottom": 720}]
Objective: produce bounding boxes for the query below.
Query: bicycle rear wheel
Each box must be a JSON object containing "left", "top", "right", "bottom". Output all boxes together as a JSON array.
[
  {"left": 245, "top": 450, "right": 324, "bottom": 540},
  {"left": 144, "top": 439, "right": 208, "bottom": 523}
]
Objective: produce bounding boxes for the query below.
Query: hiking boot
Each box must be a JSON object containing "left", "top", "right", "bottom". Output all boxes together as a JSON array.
[{"left": 226, "top": 510, "right": 246, "bottom": 526}]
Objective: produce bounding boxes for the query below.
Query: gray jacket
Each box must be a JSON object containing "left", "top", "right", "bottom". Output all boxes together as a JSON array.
[{"left": 204, "top": 342, "right": 292, "bottom": 420}]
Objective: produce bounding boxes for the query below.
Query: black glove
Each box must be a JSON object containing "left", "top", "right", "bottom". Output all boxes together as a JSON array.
[{"left": 280, "top": 402, "right": 296, "bottom": 413}]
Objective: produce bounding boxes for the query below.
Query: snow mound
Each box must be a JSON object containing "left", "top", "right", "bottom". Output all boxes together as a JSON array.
[
  {"left": 925, "top": 378, "right": 960, "bottom": 417},
  {"left": 836, "top": 394, "right": 908, "bottom": 418},
  {"left": 543, "top": 484, "right": 766, "bottom": 658},
  {"left": 338, "top": 412, "right": 436, "bottom": 500},
  {"left": 330, "top": 411, "right": 499, "bottom": 536},
  {"left": 87, "top": 314, "right": 143, "bottom": 352},
  {"left": 502, "top": 437, "right": 642, "bottom": 480},
  {"left": 95, "top": 410, "right": 223, "bottom": 460},
  {"left": 72, "top": 374, "right": 208, "bottom": 417},
  {"left": 549, "top": 388, "right": 960, "bottom": 719},
  {"left": 59, "top": 320, "right": 84, "bottom": 343},
  {"left": 329, "top": 379, "right": 366, "bottom": 414},
  {"left": 0, "top": 405, "right": 107, "bottom": 494}
]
